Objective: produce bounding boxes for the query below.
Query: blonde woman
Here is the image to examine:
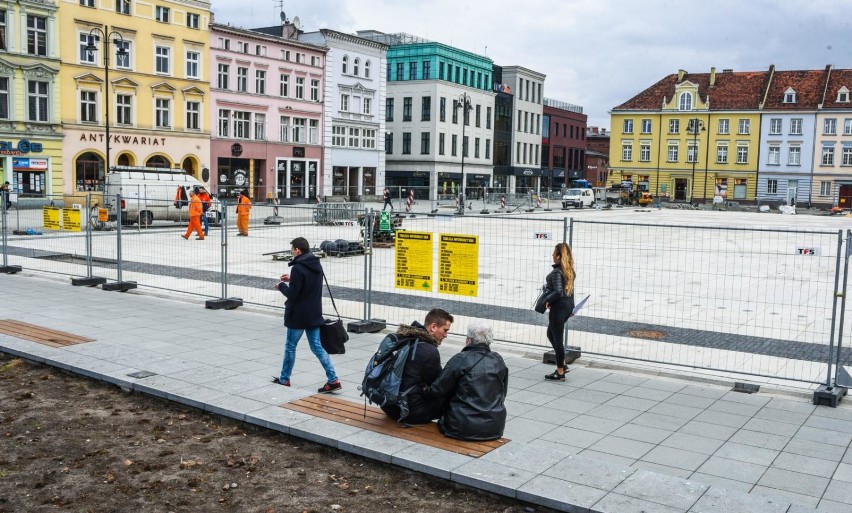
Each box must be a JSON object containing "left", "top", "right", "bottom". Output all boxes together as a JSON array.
[{"left": 544, "top": 242, "right": 576, "bottom": 381}]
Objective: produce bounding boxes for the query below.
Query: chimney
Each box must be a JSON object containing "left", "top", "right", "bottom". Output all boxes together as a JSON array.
[
  {"left": 282, "top": 23, "right": 298, "bottom": 39},
  {"left": 709, "top": 67, "right": 716, "bottom": 87},
  {"left": 678, "top": 69, "right": 687, "bottom": 82},
  {"left": 722, "top": 68, "right": 733, "bottom": 73}
]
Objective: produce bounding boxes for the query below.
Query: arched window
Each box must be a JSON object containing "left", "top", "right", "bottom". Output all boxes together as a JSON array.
[
  {"left": 75, "top": 151, "right": 104, "bottom": 192},
  {"left": 146, "top": 155, "right": 170, "bottom": 168},
  {"left": 364, "top": 60, "right": 371, "bottom": 79},
  {"left": 679, "top": 92, "right": 693, "bottom": 111},
  {"left": 116, "top": 153, "right": 133, "bottom": 167},
  {"left": 354, "top": 58, "right": 360, "bottom": 76},
  {"left": 342, "top": 55, "right": 348, "bottom": 74}
]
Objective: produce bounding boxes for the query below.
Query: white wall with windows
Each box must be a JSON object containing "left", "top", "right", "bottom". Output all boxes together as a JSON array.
[{"left": 501, "top": 66, "right": 546, "bottom": 168}]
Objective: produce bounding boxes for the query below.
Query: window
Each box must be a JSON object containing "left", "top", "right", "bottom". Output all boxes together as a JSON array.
[
  {"left": 27, "top": 15, "right": 47, "bottom": 56},
  {"left": 439, "top": 97, "right": 446, "bottom": 122},
  {"left": 0, "top": 11, "right": 6, "bottom": 51},
  {"left": 769, "top": 118, "right": 782, "bottom": 135},
  {"left": 116, "top": 0, "right": 130, "bottom": 15},
  {"left": 364, "top": 60, "right": 371, "bottom": 79},
  {"left": 640, "top": 144, "right": 650, "bottom": 162},
  {"left": 395, "top": 62, "right": 403, "bottom": 81},
  {"left": 736, "top": 145, "right": 749, "bottom": 164},
  {"left": 155, "top": 5, "right": 170, "bottom": 23},
  {"left": 420, "top": 132, "right": 430, "bottom": 155},
  {"left": 451, "top": 134, "right": 457, "bottom": 156},
  {"left": 783, "top": 89, "right": 797, "bottom": 103},
  {"left": 838, "top": 88, "right": 850, "bottom": 103},
  {"left": 821, "top": 181, "right": 832, "bottom": 196},
  {"left": 80, "top": 91, "right": 97, "bottom": 123},
  {"left": 186, "top": 51, "right": 199, "bottom": 79},
  {"left": 622, "top": 143, "right": 632, "bottom": 161},
  {"left": 438, "top": 133, "right": 445, "bottom": 155},
  {"left": 687, "top": 142, "right": 698, "bottom": 163},
  {"left": 845, "top": 119, "right": 852, "bottom": 135},
  {"left": 279, "top": 74, "right": 289, "bottom": 96},
  {"left": 363, "top": 97, "right": 371, "bottom": 115},
  {"left": 623, "top": 119, "right": 633, "bottom": 133},
  {"left": 80, "top": 33, "right": 97, "bottom": 64},
  {"left": 295, "top": 77, "right": 304, "bottom": 99},
  {"left": 767, "top": 146, "right": 780, "bottom": 165},
  {"left": 279, "top": 116, "right": 290, "bottom": 142},
  {"left": 186, "top": 101, "right": 200, "bottom": 130},
  {"left": 361, "top": 127, "right": 375, "bottom": 148},
  {"left": 403, "top": 97, "right": 412, "bottom": 121},
  {"left": 340, "top": 94, "right": 349, "bottom": 112},
  {"left": 409, "top": 61, "right": 417, "bottom": 80},
  {"left": 218, "top": 64, "right": 229, "bottom": 89},
  {"left": 718, "top": 119, "right": 729, "bottom": 134},
  {"left": 233, "top": 111, "right": 250, "bottom": 139},
  {"left": 475, "top": 104, "right": 481, "bottom": 127},
  {"left": 402, "top": 132, "right": 411, "bottom": 154},
  {"left": 788, "top": 146, "right": 801, "bottom": 165},
  {"left": 81, "top": 0, "right": 95, "bottom": 6},
  {"left": 716, "top": 145, "right": 728, "bottom": 164},
  {"left": 679, "top": 92, "right": 693, "bottom": 111},
  {"left": 342, "top": 55, "right": 348, "bottom": 74},
  {"left": 474, "top": 138, "right": 480, "bottom": 158},
  {"left": 186, "top": 12, "right": 199, "bottom": 29},
  {"left": 310, "top": 79, "right": 318, "bottom": 101},
  {"left": 292, "top": 118, "right": 306, "bottom": 143},
  {"left": 115, "top": 40, "right": 131, "bottom": 69},
  {"left": 485, "top": 139, "right": 490, "bottom": 159},
  {"left": 155, "top": 46, "right": 170, "bottom": 74},
  {"left": 155, "top": 98, "right": 170, "bottom": 128},
  {"left": 422, "top": 61, "right": 430, "bottom": 80},
  {"left": 641, "top": 119, "right": 651, "bottom": 133},
  {"left": 28, "top": 81, "right": 48, "bottom": 122},
  {"left": 385, "top": 132, "right": 393, "bottom": 154},
  {"left": 236, "top": 67, "right": 247, "bottom": 92},
  {"left": 667, "top": 144, "right": 678, "bottom": 162},
  {"left": 767, "top": 179, "right": 778, "bottom": 194},
  {"left": 218, "top": 109, "right": 230, "bottom": 137},
  {"left": 421, "top": 96, "right": 430, "bottom": 121},
  {"left": 385, "top": 98, "right": 393, "bottom": 121},
  {"left": 790, "top": 118, "right": 803, "bottom": 135},
  {"left": 254, "top": 70, "right": 266, "bottom": 94},
  {"left": 738, "top": 119, "right": 750, "bottom": 134},
  {"left": 486, "top": 106, "right": 491, "bottom": 129},
  {"left": 353, "top": 58, "right": 359, "bottom": 76},
  {"left": 822, "top": 146, "right": 835, "bottom": 165},
  {"left": 824, "top": 118, "right": 837, "bottom": 135},
  {"left": 116, "top": 94, "right": 131, "bottom": 125},
  {"left": 332, "top": 126, "right": 346, "bottom": 147},
  {"left": 669, "top": 119, "right": 679, "bottom": 134},
  {"left": 254, "top": 113, "right": 265, "bottom": 140},
  {"left": 843, "top": 147, "right": 852, "bottom": 166},
  {"left": 463, "top": 135, "right": 469, "bottom": 157},
  {"left": 439, "top": 62, "right": 445, "bottom": 80}
]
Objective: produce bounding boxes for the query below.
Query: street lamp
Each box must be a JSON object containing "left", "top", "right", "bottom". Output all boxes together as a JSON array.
[
  {"left": 454, "top": 92, "right": 473, "bottom": 214},
  {"left": 85, "top": 27, "right": 127, "bottom": 176},
  {"left": 688, "top": 118, "right": 705, "bottom": 204}
]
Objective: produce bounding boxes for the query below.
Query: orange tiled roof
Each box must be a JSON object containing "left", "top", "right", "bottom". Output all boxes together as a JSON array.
[
  {"left": 823, "top": 68, "right": 852, "bottom": 109},
  {"left": 762, "top": 69, "right": 827, "bottom": 109}
]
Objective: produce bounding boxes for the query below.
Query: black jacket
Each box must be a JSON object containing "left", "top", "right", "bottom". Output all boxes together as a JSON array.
[
  {"left": 426, "top": 344, "right": 508, "bottom": 441},
  {"left": 380, "top": 321, "right": 442, "bottom": 423},
  {"left": 277, "top": 251, "right": 324, "bottom": 329},
  {"left": 545, "top": 264, "right": 575, "bottom": 309}
]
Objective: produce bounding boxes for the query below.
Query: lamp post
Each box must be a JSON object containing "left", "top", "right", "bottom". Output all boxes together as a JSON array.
[
  {"left": 688, "top": 118, "right": 705, "bottom": 204},
  {"left": 85, "top": 27, "right": 127, "bottom": 176},
  {"left": 454, "top": 92, "right": 472, "bottom": 214}
]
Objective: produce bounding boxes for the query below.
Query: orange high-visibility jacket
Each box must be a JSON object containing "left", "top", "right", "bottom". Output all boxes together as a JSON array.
[
  {"left": 189, "top": 195, "right": 203, "bottom": 217},
  {"left": 237, "top": 195, "right": 252, "bottom": 215}
]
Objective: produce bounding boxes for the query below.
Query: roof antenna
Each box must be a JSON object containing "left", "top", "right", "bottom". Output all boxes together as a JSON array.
[{"left": 273, "top": 0, "right": 287, "bottom": 24}]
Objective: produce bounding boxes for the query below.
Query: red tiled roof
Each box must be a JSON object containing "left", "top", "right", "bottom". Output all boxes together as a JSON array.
[
  {"left": 762, "top": 69, "right": 827, "bottom": 109},
  {"left": 823, "top": 68, "right": 852, "bottom": 109},
  {"left": 614, "top": 69, "right": 769, "bottom": 112}
]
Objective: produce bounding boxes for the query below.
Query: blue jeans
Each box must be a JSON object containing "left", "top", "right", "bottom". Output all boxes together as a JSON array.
[
  {"left": 201, "top": 211, "right": 209, "bottom": 235},
  {"left": 278, "top": 326, "right": 338, "bottom": 383}
]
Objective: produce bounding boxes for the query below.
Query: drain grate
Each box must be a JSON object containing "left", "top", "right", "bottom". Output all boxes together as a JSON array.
[
  {"left": 127, "top": 370, "right": 157, "bottom": 379},
  {"left": 627, "top": 329, "right": 666, "bottom": 340},
  {"left": 732, "top": 382, "right": 760, "bottom": 394}
]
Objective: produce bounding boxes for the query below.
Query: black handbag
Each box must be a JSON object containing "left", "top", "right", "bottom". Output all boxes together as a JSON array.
[
  {"left": 319, "top": 272, "right": 349, "bottom": 354},
  {"left": 534, "top": 285, "right": 562, "bottom": 314}
]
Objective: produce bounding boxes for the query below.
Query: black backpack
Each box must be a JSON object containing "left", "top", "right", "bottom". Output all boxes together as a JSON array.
[{"left": 360, "top": 334, "right": 421, "bottom": 422}]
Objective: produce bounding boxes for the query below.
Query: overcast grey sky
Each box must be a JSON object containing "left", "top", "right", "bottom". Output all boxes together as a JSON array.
[{"left": 210, "top": 0, "right": 852, "bottom": 129}]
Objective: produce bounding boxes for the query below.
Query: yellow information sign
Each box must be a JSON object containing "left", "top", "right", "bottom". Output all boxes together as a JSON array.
[
  {"left": 43, "top": 207, "right": 60, "bottom": 231},
  {"left": 438, "top": 233, "right": 479, "bottom": 297},
  {"left": 395, "top": 231, "right": 433, "bottom": 291},
  {"left": 62, "top": 208, "right": 82, "bottom": 232}
]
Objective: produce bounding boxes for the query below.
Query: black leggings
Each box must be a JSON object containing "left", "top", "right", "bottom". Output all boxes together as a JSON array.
[{"left": 547, "top": 300, "right": 572, "bottom": 368}]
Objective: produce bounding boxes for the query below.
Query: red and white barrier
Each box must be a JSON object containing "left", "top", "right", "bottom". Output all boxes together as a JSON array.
[
  {"left": 536, "top": 195, "right": 542, "bottom": 208},
  {"left": 500, "top": 195, "right": 506, "bottom": 209},
  {"left": 405, "top": 189, "right": 414, "bottom": 212}
]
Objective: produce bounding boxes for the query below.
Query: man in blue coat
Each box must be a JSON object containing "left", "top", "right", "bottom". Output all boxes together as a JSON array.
[{"left": 272, "top": 237, "right": 341, "bottom": 393}]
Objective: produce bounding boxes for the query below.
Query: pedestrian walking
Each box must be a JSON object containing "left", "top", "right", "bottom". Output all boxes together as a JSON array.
[
  {"left": 382, "top": 187, "right": 394, "bottom": 211},
  {"left": 0, "top": 181, "right": 10, "bottom": 211},
  {"left": 236, "top": 190, "right": 251, "bottom": 236},
  {"left": 196, "top": 186, "right": 212, "bottom": 236},
  {"left": 542, "top": 242, "right": 575, "bottom": 381},
  {"left": 272, "top": 237, "right": 341, "bottom": 393},
  {"left": 181, "top": 189, "right": 205, "bottom": 240}
]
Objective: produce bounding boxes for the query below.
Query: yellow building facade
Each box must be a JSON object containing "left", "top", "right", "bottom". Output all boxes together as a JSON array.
[
  {"left": 58, "top": 0, "right": 212, "bottom": 196},
  {"left": 0, "top": 0, "right": 64, "bottom": 201}
]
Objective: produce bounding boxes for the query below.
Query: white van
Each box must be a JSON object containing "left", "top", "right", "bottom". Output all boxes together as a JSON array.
[
  {"left": 562, "top": 188, "right": 595, "bottom": 209},
  {"left": 103, "top": 166, "right": 219, "bottom": 226}
]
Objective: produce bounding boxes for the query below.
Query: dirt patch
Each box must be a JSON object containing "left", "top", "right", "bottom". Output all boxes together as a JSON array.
[{"left": 0, "top": 354, "right": 537, "bottom": 513}]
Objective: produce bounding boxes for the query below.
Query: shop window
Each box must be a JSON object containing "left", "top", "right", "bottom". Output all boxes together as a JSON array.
[{"left": 75, "top": 151, "right": 104, "bottom": 191}]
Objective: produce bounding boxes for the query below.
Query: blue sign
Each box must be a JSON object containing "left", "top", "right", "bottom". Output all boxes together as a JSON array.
[{"left": 0, "top": 139, "right": 43, "bottom": 153}]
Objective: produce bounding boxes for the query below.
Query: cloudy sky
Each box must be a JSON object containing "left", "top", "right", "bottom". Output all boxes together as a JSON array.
[{"left": 210, "top": 0, "right": 852, "bottom": 129}]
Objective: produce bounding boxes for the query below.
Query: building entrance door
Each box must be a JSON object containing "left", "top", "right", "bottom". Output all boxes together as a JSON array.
[
  {"left": 839, "top": 184, "right": 852, "bottom": 209},
  {"left": 674, "top": 179, "right": 688, "bottom": 201}
]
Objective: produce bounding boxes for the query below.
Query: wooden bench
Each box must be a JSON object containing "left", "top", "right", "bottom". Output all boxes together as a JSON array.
[
  {"left": 281, "top": 394, "right": 509, "bottom": 457},
  {"left": 0, "top": 319, "right": 95, "bottom": 347}
]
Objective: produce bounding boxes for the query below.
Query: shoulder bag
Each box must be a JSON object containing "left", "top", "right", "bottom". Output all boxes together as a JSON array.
[{"left": 319, "top": 272, "right": 349, "bottom": 354}]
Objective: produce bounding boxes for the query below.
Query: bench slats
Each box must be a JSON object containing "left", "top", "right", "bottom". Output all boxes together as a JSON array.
[
  {"left": 0, "top": 319, "right": 95, "bottom": 347},
  {"left": 281, "top": 394, "right": 508, "bottom": 457}
]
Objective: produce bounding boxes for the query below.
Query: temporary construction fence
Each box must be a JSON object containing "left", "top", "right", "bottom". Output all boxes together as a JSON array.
[{"left": 2, "top": 194, "right": 852, "bottom": 393}]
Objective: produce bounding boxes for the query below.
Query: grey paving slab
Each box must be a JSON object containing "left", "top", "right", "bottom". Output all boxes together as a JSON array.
[
  {"left": 451, "top": 458, "right": 536, "bottom": 498},
  {"left": 584, "top": 404, "right": 643, "bottom": 423},
  {"left": 661, "top": 433, "right": 727, "bottom": 455},
  {"left": 688, "top": 472, "right": 754, "bottom": 493},
  {"left": 714, "top": 441, "right": 780, "bottom": 466},
  {"left": 523, "top": 405, "right": 581, "bottom": 425},
  {"left": 785, "top": 437, "right": 846, "bottom": 462},
  {"left": 565, "top": 414, "right": 625, "bottom": 435},
  {"left": 587, "top": 436, "right": 656, "bottom": 460},
  {"left": 592, "top": 492, "right": 684, "bottom": 513},
  {"left": 630, "top": 411, "right": 691, "bottom": 432},
  {"left": 480, "top": 441, "right": 573, "bottom": 474},
  {"left": 640, "top": 446, "right": 710, "bottom": 472},
  {"left": 502, "top": 416, "right": 558, "bottom": 443},
  {"left": 390, "top": 445, "right": 472, "bottom": 480},
  {"left": 755, "top": 406, "right": 811, "bottom": 425},
  {"left": 719, "top": 391, "right": 772, "bottom": 406},
  {"left": 665, "top": 393, "right": 718, "bottom": 409},
  {"left": 611, "top": 469, "right": 709, "bottom": 510},
  {"left": 546, "top": 396, "right": 600, "bottom": 414},
  {"left": 289, "top": 417, "right": 364, "bottom": 447},
  {"left": 647, "top": 401, "right": 704, "bottom": 420},
  {"left": 687, "top": 485, "right": 790, "bottom": 513},
  {"left": 822, "top": 479, "right": 852, "bottom": 505},
  {"left": 794, "top": 426, "right": 852, "bottom": 447},
  {"left": 518, "top": 474, "right": 607, "bottom": 513},
  {"left": 773, "top": 452, "right": 838, "bottom": 479},
  {"left": 603, "top": 395, "right": 659, "bottom": 412},
  {"left": 243, "top": 405, "right": 313, "bottom": 433},
  {"left": 610, "top": 423, "right": 673, "bottom": 444},
  {"left": 638, "top": 379, "right": 687, "bottom": 393},
  {"left": 741, "top": 417, "right": 802, "bottom": 437},
  {"left": 507, "top": 388, "right": 559, "bottom": 406},
  {"left": 577, "top": 450, "right": 637, "bottom": 468},
  {"left": 542, "top": 453, "right": 635, "bottom": 491},
  {"left": 708, "top": 400, "right": 763, "bottom": 417},
  {"left": 728, "top": 430, "right": 791, "bottom": 453},
  {"left": 833, "top": 462, "right": 852, "bottom": 483},
  {"left": 630, "top": 461, "right": 692, "bottom": 479},
  {"left": 621, "top": 386, "right": 675, "bottom": 402},
  {"left": 750, "top": 485, "right": 821, "bottom": 509},
  {"left": 338, "top": 430, "right": 415, "bottom": 463},
  {"left": 584, "top": 379, "right": 635, "bottom": 395},
  {"left": 166, "top": 384, "right": 231, "bottom": 410},
  {"left": 810, "top": 405, "right": 852, "bottom": 422},
  {"left": 816, "top": 499, "right": 852, "bottom": 513},
  {"left": 540, "top": 426, "right": 607, "bottom": 449},
  {"left": 203, "top": 394, "right": 270, "bottom": 421},
  {"left": 692, "top": 410, "right": 752, "bottom": 429},
  {"left": 237, "top": 383, "right": 312, "bottom": 405},
  {"left": 566, "top": 388, "right": 618, "bottom": 404},
  {"left": 696, "top": 456, "right": 768, "bottom": 484},
  {"left": 596, "top": 373, "right": 648, "bottom": 386},
  {"left": 805, "top": 415, "right": 852, "bottom": 435}
]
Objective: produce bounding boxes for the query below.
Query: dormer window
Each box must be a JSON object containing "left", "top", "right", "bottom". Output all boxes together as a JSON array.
[
  {"left": 838, "top": 86, "right": 850, "bottom": 103},
  {"left": 783, "top": 87, "right": 797, "bottom": 104},
  {"left": 678, "top": 92, "right": 693, "bottom": 111}
]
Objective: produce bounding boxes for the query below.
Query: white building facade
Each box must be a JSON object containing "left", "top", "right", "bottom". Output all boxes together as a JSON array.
[{"left": 500, "top": 66, "right": 546, "bottom": 192}]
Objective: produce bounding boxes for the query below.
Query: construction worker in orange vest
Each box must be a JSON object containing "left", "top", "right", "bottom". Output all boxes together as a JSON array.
[
  {"left": 181, "top": 189, "right": 205, "bottom": 240},
  {"left": 196, "top": 186, "right": 212, "bottom": 236},
  {"left": 236, "top": 190, "right": 252, "bottom": 236}
]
